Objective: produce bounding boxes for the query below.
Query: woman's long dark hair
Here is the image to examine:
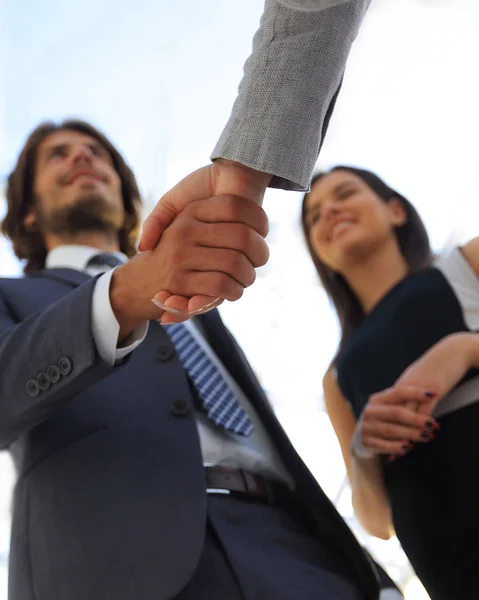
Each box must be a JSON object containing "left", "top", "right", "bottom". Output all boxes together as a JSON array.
[
  {"left": 301, "top": 166, "right": 433, "bottom": 363},
  {"left": 2, "top": 119, "right": 142, "bottom": 273}
]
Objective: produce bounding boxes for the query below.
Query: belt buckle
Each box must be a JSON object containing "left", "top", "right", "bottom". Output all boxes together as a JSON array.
[{"left": 206, "top": 488, "right": 231, "bottom": 495}]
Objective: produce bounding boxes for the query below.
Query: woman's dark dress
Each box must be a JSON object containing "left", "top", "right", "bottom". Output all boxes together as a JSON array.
[{"left": 336, "top": 249, "right": 479, "bottom": 599}]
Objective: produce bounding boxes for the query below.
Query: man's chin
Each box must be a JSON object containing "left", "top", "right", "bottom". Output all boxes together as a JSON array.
[{"left": 39, "top": 195, "right": 124, "bottom": 235}]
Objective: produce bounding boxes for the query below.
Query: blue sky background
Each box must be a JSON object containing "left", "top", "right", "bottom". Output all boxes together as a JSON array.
[
  {"left": 1, "top": 1, "right": 479, "bottom": 596},
  {"left": 2, "top": 0, "right": 262, "bottom": 194}
]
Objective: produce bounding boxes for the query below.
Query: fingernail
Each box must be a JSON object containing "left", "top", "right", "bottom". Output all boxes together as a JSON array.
[
  {"left": 425, "top": 391, "right": 436, "bottom": 398},
  {"left": 401, "top": 444, "right": 410, "bottom": 452},
  {"left": 420, "top": 432, "right": 432, "bottom": 440},
  {"left": 425, "top": 420, "right": 435, "bottom": 429},
  {"left": 151, "top": 299, "right": 181, "bottom": 313}
]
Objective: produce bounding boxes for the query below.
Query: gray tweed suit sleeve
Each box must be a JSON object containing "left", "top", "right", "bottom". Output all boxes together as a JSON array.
[{"left": 211, "top": 0, "right": 371, "bottom": 191}]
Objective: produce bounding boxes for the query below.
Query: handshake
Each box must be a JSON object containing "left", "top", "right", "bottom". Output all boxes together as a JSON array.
[{"left": 110, "top": 159, "right": 273, "bottom": 340}]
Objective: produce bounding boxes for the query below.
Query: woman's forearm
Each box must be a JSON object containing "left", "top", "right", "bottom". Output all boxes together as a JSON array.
[
  {"left": 350, "top": 452, "right": 395, "bottom": 540},
  {"left": 460, "top": 332, "right": 479, "bottom": 369}
]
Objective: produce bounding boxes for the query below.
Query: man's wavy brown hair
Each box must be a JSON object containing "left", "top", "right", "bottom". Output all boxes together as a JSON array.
[{"left": 1, "top": 119, "right": 142, "bottom": 273}]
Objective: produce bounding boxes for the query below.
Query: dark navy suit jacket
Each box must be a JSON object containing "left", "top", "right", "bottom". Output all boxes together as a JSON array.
[{"left": 0, "top": 268, "right": 380, "bottom": 600}]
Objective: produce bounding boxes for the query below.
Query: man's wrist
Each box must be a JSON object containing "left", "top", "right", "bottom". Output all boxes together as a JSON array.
[
  {"left": 213, "top": 159, "right": 272, "bottom": 204},
  {"left": 215, "top": 158, "right": 273, "bottom": 186},
  {"left": 110, "top": 266, "right": 153, "bottom": 341}
]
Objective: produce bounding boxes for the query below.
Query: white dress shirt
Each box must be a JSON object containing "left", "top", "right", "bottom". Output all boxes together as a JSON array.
[{"left": 46, "top": 245, "right": 294, "bottom": 488}]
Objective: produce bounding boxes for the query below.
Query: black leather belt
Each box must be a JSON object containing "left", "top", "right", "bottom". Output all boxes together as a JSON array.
[{"left": 205, "top": 466, "right": 297, "bottom": 512}]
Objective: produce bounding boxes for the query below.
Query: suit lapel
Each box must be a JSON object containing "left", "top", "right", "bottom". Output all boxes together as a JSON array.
[{"left": 196, "top": 310, "right": 274, "bottom": 415}]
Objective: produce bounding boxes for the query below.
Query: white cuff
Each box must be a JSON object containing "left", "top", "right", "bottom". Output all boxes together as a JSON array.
[{"left": 91, "top": 269, "right": 148, "bottom": 366}]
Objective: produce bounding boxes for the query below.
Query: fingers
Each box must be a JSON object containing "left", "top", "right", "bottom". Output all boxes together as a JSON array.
[
  {"left": 156, "top": 270, "right": 246, "bottom": 304},
  {"left": 363, "top": 412, "right": 424, "bottom": 440},
  {"left": 369, "top": 386, "right": 436, "bottom": 406},
  {"left": 154, "top": 246, "right": 259, "bottom": 300},
  {"left": 154, "top": 294, "right": 223, "bottom": 324},
  {"left": 151, "top": 196, "right": 270, "bottom": 274},
  {"left": 159, "top": 312, "right": 190, "bottom": 325},
  {"left": 139, "top": 161, "right": 270, "bottom": 252},
  {"left": 366, "top": 402, "right": 437, "bottom": 432},
  {"left": 139, "top": 165, "right": 213, "bottom": 252},
  {"left": 362, "top": 436, "right": 415, "bottom": 456},
  {"left": 187, "top": 195, "right": 269, "bottom": 238},
  {"left": 360, "top": 386, "right": 440, "bottom": 458},
  {"left": 362, "top": 409, "right": 437, "bottom": 444},
  {"left": 384, "top": 397, "right": 438, "bottom": 462},
  {"left": 188, "top": 247, "right": 257, "bottom": 288},
  {"left": 193, "top": 222, "right": 269, "bottom": 269},
  {"left": 151, "top": 292, "right": 190, "bottom": 316}
]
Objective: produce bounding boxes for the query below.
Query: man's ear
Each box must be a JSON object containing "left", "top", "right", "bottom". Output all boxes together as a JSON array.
[
  {"left": 388, "top": 197, "right": 407, "bottom": 227},
  {"left": 23, "top": 208, "right": 37, "bottom": 230}
]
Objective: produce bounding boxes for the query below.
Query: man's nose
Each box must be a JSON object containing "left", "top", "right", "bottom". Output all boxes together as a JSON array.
[{"left": 71, "top": 145, "right": 94, "bottom": 164}]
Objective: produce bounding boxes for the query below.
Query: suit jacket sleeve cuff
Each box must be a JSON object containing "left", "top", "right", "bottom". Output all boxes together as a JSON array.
[
  {"left": 92, "top": 270, "right": 149, "bottom": 366},
  {"left": 211, "top": 0, "right": 370, "bottom": 191}
]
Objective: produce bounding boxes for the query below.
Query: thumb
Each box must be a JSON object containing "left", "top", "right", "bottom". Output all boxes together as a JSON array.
[{"left": 138, "top": 164, "right": 213, "bottom": 252}]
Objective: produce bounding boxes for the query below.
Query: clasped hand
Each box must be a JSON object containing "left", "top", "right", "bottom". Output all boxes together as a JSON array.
[
  {"left": 137, "top": 159, "right": 272, "bottom": 321},
  {"left": 355, "top": 333, "right": 475, "bottom": 462}
]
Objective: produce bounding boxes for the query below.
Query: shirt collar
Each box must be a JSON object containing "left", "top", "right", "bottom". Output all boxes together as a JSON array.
[{"left": 46, "top": 245, "right": 127, "bottom": 272}]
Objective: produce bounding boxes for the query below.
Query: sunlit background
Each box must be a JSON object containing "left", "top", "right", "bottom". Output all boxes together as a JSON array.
[{"left": 1, "top": 1, "right": 479, "bottom": 598}]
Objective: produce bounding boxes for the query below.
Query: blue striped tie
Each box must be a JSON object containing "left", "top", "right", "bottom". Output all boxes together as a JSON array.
[{"left": 165, "top": 323, "right": 254, "bottom": 436}]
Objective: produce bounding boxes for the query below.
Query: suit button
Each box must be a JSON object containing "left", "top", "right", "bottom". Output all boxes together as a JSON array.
[
  {"left": 37, "top": 373, "right": 51, "bottom": 391},
  {"left": 26, "top": 379, "right": 40, "bottom": 397},
  {"left": 47, "top": 365, "right": 61, "bottom": 383},
  {"left": 58, "top": 357, "right": 73, "bottom": 376},
  {"left": 156, "top": 344, "right": 175, "bottom": 362},
  {"left": 171, "top": 399, "right": 190, "bottom": 417}
]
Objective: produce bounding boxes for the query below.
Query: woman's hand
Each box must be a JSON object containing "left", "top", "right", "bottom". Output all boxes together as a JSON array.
[
  {"left": 354, "top": 386, "right": 439, "bottom": 461},
  {"left": 362, "top": 333, "right": 479, "bottom": 458},
  {"left": 396, "top": 332, "right": 477, "bottom": 415}
]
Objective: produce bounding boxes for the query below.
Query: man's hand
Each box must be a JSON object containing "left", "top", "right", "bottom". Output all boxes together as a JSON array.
[
  {"left": 111, "top": 194, "right": 269, "bottom": 338},
  {"left": 138, "top": 160, "right": 272, "bottom": 316}
]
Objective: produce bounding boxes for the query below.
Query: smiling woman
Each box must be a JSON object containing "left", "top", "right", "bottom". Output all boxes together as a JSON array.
[
  {"left": 301, "top": 166, "right": 479, "bottom": 599},
  {"left": 301, "top": 166, "right": 432, "bottom": 356}
]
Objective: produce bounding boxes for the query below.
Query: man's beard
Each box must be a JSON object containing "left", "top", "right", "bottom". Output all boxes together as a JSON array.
[{"left": 36, "top": 194, "right": 124, "bottom": 236}]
